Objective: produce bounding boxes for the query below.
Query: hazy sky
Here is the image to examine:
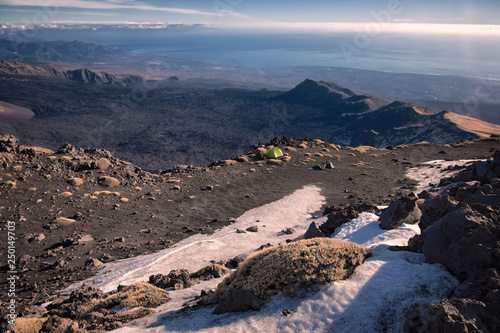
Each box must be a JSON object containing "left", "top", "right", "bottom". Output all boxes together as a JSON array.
[{"left": 1, "top": 0, "right": 500, "bottom": 28}]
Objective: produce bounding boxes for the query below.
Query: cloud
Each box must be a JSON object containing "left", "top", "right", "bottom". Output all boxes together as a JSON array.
[
  {"left": 0, "top": 0, "right": 241, "bottom": 17},
  {"left": 2, "top": 8, "right": 117, "bottom": 16},
  {"left": 393, "top": 19, "right": 415, "bottom": 23},
  {"left": 213, "top": 21, "right": 500, "bottom": 35}
]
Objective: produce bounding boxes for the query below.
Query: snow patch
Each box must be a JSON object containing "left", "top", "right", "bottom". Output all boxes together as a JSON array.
[
  {"left": 406, "top": 159, "right": 481, "bottom": 193},
  {"left": 113, "top": 212, "right": 456, "bottom": 333},
  {"left": 63, "top": 185, "right": 325, "bottom": 294}
]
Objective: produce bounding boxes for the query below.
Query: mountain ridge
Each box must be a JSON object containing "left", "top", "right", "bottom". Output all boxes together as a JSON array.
[
  {"left": 277, "top": 79, "right": 392, "bottom": 115},
  {"left": 0, "top": 59, "right": 144, "bottom": 86},
  {"left": 1, "top": 65, "right": 500, "bottom": 170},
  {"left": 279, "top": 79, "right": 500, "bottom": 147}
]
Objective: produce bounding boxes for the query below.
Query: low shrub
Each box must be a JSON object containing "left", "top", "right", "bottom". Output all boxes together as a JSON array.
[{"left": 205, "top": 238, "right": 369, "bottom": 304}]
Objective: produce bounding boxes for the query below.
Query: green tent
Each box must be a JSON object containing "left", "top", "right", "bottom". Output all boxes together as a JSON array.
[{"left": 265, "top": 147, "right": 284, "bottom": 159}]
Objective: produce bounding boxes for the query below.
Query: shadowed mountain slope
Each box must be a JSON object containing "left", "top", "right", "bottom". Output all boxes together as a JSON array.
[
  {"left": 277, "top": 79, "right": 392, "bottom": 115},
  {"left": 1, "top": 66, "right": 499, "bottom": 170},
  {"left": 0, "top": 59, "right": 143, "bottom": 86}
]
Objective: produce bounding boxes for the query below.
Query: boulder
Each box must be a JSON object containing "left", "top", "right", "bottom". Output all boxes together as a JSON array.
[
  {"left": 267, "top": 159, "right": 282, "bottom": 165},
  {"left": 0, "top": 134, "right": 20, "bottom": 153},
  {"left": 96, "top": 158, "right": 111, "bottom": 170},
  {"left": 419, "top": 195, "right": 459, "bottom": 230},
  {"left": 404, "top": 301, "right": 483, "bottom": 333},
  {"left": 148, "top": 269, "right": 195, "bottom": 290},
  {"left": 214, "top": 289, "right": 265, "bottom": 314},
  {"left": 75, "top": 234, "right": 94, "bottom": 244},
  {"left": 380, "top": 194, "right": 421, "bottom": 230},
  {"left": 67, "top": 177, "right": 84, "bottom": 186},
  {"left": 421, "top": 206, "right": 499, "bottom": 279},
  {"left": 85, "top": 258, "right": 103, "bottom": 267},
  {"left": 320, "top": 203, "right": 380, "bottom": 237},
  {"left": 312, "top": 164, "right": 325, "bottom": 170},
  {"left": 54, "top": 217, "right": 76, "bottom": 227},
  {"left": 222, "top": 159, "right": 237, "bottom": 166},
  {"left": 246, "top": 226, "right": 259, "bottom": 232},
  {"left": 325, "top": 161, "right": 335, "bottom": 169},
  {"left": 192, "top": 264, "right": 230, "bottom": 279},
  {"left": 40, "top": 315, "right": 84, "bottom": 333},
  {"left": 57, "top": 143, "right": 75, "bottom": 154},
  {"left": 304, "top": 221, "right": 326, "bottom": 239},
  {"left": 225, "top": 254, "right": 247, "bottom": 269},
  {"left": 98, "top": 176, "right": 120, "bottom": 187}
]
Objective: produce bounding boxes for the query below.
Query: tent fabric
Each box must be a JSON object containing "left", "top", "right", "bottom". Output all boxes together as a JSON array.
[{"left": 265, "top": 147, "right": 284, "bottom": 159}]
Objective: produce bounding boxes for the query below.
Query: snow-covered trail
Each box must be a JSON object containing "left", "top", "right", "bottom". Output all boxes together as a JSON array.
[
  {"left": 114, "top": 213, "right": 456, "bottom": 333},
  {"left": 63, "top": 185, "right": 325, "bottom": 294},
  {"left": 62, "top": 160, "right": 469, "bottom": 332}
]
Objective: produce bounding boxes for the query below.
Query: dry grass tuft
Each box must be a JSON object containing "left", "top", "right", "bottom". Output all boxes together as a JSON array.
[
  {"left": 205, "top": 238, "right": 369, "bottom": 304},
  {"left": 14, "top": 317, "right": 47, "bottom": 333},
  {"left": 99, "top": 282, "right": 170, "bottom": 309},
  {"left": 414, "top": 141, "right": 431, "bottom": 146},
  {"left": 350, "top": 146, "right": 377, "bottom": 153}
]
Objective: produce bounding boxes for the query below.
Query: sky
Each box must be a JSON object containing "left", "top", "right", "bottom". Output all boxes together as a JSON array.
[{"left": 1, "top": 0, "right": 500, "bottom": 31}]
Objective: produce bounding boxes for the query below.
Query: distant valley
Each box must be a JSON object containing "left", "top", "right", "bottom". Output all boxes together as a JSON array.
[{"left": 1, "top": 58, "right": 499, "bottom": 172}]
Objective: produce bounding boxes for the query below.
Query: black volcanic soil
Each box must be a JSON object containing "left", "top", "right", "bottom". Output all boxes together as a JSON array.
[{"left": 1, "top": 136, "right": 500, "bottom": 313}]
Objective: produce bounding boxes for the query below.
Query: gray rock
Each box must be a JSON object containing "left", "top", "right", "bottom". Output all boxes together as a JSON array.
[
  {"left": 85, "top": 258, "right": 103, "bottom": 267},
  {"left": 312, "top": 164, "right": 326, "bottom": 170},
  {"left": 419, "top": 195, "right": 459, "bottom": 230},
  {"left": 0, "top": 134, "right": 20, "bottom": 153},
  {"left": 76, "top": 234, "right": 94, "bottom": 244},
  {"left": 33, "top": 233, "right": 46, "bottom": 242},
  {"left": 56, "top": 143, "right": 75, "bottom": 154},
  {"left": 421, "top": 207, "right": 499, "bottom": 278},
  {"left": 321, "top": 203, "right": 381, "bottom": 237},
  {"left": 380, "top": 194, "right": 421, "bottom": 229},
  {"left": 246, "top": 226, "right": 259, "bottom": 232},
  {"left": 304, "top": 222, "right": 326, "bottom": 239},
  {"left": 214, "top": 289, "right": 265, "bottom": 314}
]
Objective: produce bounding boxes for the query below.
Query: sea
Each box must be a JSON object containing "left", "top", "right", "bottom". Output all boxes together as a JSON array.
[{"left": 6, "top": 26, "right": 500, "bottom": 80}]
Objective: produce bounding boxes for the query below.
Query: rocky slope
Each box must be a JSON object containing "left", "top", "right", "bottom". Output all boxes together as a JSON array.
[
  {"left": 1, "top": 134, "right": 500, "bottom": 332},
  {"left": 2, "top": 67, "right": 500, "bottom": 171},
  {"left": 0, "top": 59, "right": 143, "bottom": 86},
  {"left": 279, "top": 79, "right": 500, "bottom": 146},
  {"left": 277, "top": 78, "right": 392, "bottom": 114}
]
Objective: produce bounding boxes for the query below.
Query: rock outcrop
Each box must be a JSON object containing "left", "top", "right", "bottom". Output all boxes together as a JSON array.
[
  {"left": 380, "top": 193, "right": 421, "bottom": 229},
  {"left": 404, "top": 152, "right": 500, "bottom": 332}
]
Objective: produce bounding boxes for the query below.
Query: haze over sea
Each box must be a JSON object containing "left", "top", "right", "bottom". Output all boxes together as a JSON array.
[{"left": 3, "top": 25, "right": 499, "bottom": 80}]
